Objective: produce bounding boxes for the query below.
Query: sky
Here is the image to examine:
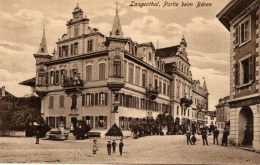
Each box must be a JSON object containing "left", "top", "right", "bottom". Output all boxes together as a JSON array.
[{"left": 0, "top": 0, "right": 230, "bottom": 110}]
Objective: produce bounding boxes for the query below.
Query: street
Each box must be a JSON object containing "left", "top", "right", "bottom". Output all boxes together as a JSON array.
[{"left": 0, "top": 135, "right": 259, "bottom": 164}]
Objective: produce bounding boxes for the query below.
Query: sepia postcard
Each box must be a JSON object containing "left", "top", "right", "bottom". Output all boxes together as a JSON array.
[{"left": 0, "top": 0, "right": 260, "bottom": 164}]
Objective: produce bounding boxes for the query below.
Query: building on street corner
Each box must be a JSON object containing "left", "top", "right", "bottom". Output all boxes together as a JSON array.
[
  {"left": 217, "top": 0, "right": 260, "bottom": 151},
  {"left": 21, "top": 4, "right": 209, "bottom": 136},
  {"left": 215, "top": 96, "right": 230, "bottom": 132}
]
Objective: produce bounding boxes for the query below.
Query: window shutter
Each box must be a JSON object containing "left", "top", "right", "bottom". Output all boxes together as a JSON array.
[
  {"left": 249, "top": 55, "right": 255, "bottom": 81},
  {"left": 95, "top": 116, "right": 98, "bottom": 129},
  {"left": 104, "top": 92, "right": 108, "bottom": 105},
  {"left": 82, "top": 94, "right": 85, "bottom": 106},
  {"left": 91, "top": 94, "right": 94, "bottom": 106},
  {"left": 95, "top": 93, "right": 99, "bottom": 106},
  {"left": 104, "top": 116, "right": 107, "bottom": 129},
  {"left": 235, "top": 63, "right": 240, "bottom": 86}
]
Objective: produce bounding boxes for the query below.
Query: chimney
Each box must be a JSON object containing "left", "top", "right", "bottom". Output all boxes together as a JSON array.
[{"left": 2, "top": 86, "right": 5, "bottom": 97}]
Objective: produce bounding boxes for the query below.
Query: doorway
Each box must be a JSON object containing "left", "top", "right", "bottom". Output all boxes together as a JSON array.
[{"left": 238, "top": 106, "right": 253, "bottom": 146}]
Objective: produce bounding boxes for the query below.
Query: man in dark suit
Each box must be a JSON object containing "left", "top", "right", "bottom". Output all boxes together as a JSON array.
[
  {"left": 213, "top": 127, "right": 219, "bottom": 145},
  {"left": 221, "top": 128, "right": 229, "bottom": 146},
  {"left": 201, "top": 127, "right": 208, "bottom": 145},
  {"left": 119, "top": 139, "right": 124, "bottom": 156}
]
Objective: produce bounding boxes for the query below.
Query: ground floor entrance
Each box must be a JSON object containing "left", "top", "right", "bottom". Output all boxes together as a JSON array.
[{"left": 239, "top": 106, "right": 253, "bottom": 147}]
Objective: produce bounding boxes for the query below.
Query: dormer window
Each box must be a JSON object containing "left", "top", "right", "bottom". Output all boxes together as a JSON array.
[{"left": 41, "top": 48, "right": 45, "bottom": 53}]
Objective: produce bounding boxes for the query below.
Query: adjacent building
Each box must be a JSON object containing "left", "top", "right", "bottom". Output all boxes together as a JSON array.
[
  {"left": 21, "top": 4, "right": 209, "bottom": 135},
  {"left": 215, "top": 96, "right": 230, "bottom": 132},
  {"left": 217, "top": 0, "right": 260, "bottom": 150}
]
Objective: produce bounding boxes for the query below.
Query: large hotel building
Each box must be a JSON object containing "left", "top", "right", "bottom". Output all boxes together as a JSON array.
[{"left": 21, "top": 4, "right": 209, "bottom": 135}]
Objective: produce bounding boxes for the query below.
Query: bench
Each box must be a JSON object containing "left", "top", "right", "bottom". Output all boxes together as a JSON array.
[{"left": 88, "top": 132, "right": 101, "bottom": 138}]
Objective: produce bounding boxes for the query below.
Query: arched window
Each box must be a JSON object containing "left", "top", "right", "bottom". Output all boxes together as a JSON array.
[{"left": 99, "top": 63, "right": 106, "bottom": 80}]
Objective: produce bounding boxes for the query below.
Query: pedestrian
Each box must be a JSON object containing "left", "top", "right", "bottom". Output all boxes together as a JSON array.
[
  {"left": 221, "top": 128, "right": 229, "bottom": 146},
  {"left": 201, "top": 127, "right": 208, "bottom": 145},
  {"left": 119, "top": 139, "right": 124, "bottom": 156},
  {"left": 191, "top": 133, "right": 196, "bottom": 145},
  {"left": 186, "top": 130, "right": 192, "bottom": 145},
  {"left": 92, "top": 139, "right": 98, "bottom": 154},
  {"left": 35, "top": 129, "right": 40, "bottom": 144},
  {"left": 107, "top": 141, "right": 112, "bottom": 155},
  {"left": 112, "top": 140, "right": 117, "bottom": 153},
  {"left": 213, "top": 127, "right": 219, "bottom": 145}
]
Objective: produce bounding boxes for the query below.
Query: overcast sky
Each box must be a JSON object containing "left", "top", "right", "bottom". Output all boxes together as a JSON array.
[{"left": 0, "top": 0, "right": 230, "bottom": 110}]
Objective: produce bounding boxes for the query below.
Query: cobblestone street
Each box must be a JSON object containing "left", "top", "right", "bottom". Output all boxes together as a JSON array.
[{"left": 0, "top": 135, "right": 259, "bottom": 164}]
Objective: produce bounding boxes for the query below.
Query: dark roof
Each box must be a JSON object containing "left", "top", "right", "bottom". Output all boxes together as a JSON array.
[
  {"left": 155, "top": 45, "right": 179, "bottom": 58},
  {"left": 19, "top": 77, "right": 36, "bottom": 87}
]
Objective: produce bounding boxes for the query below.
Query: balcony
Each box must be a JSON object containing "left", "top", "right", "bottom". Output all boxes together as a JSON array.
[
  {"left": 61, "top": 75, "right": 83, "bottom": 96},
  {"left": 146, "top": 84, "right": 159, "bottom": 100},
  {"left": 180, "top": 97, "right": 193, "bottom": 108}
]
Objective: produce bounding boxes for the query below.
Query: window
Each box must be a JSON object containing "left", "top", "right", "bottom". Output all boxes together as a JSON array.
[
  {"left": 128, "top": 63, "right": 134, "bottom": 84},
  {"left": 148, "top": 52, "right": 152, "bottom": 61},
  {"left": 236, "top": 54, "right": 255, "bottom": 86},
  {"left": 45, "top": 72, "right": 49, "bottom": 85},
  {"left": 113, "top": 59, "right": 121, "bottom": 77},
  {"left": 86, "top": 93, "right": 94, "bottom": 106},
  {"left": 95, "top": 116, "right": 107, "bottom": 129},
  {"left": 71, "top": 94, "right": 77, "bottom": 110},
  {"left": 99, "top": 63, "right": 106, "bottom": 80},
  {"left": 159, "top": 80, "right": 162, "bottom": 93},
  {"left": 84, "top": 116, "right": 93, "bottom": 128},
  {"left": 70, "top": 44, "right": 74, "bottom": 55},
  {"left": 60, "top": 70, "right": 67, "bottom": 84},
  {"left": 38, "top": 70, "right": 45, "bottom": 86},
  {"left": 176, "top": 80, "right": 180, "bottom": 98},
  {"left": 142, "top": 70, "right": 146, "bottom": 88},
  {"left": 87, "top": 40, "right": 93, "bottom": 52},
  {"left": 49, "top": 96, "right": 54, "bottom": 109},
  {"left": 234, "top": 17, "right": 251, "bottom": 46},
  {"left": 86, "top": 65, "right": 92, "bottom": 81},
  {"left": 55, "top": 71, "right": 59, "bottom": 84},
  {"left": 135, "top": 67, "right": 140, "bottom": 85},
  {"left": 240, "top": 18, "right": 250, "bottom": 44},
  {"left": 74, "top": 43, "right": 78, "bottom": 55},
  {"left": 99, "top": 92, "right": 107, "bottom": 106},
  {"left": 74, "top": 25, "right": 79, "bottom": 36},
  {"left": 50, "top": 71, "right": 55, "bottom": 85},
  {"left": 59, "top": 95, "right": 64, "bottom": 108},
  {"left": 62, "top": 46, "right": 68, "bottom": 57},
  {"left": 163, "top": 83, "right": 166, "bottom": 95}
]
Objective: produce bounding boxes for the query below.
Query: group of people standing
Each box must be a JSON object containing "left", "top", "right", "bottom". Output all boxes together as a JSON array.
[
  {"left": 186, "top": 126, "right": 229, "bottom": 146},
  {"left": 93, "top": 139, "right": 124, "bottom": 156}
]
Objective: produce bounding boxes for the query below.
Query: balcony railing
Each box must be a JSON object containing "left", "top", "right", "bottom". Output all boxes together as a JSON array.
[
  {"left": 146, "top": 84, "right": 159, "bottom": 100},
  {"left": 61, "top": 76, "right": 83, "bottom": 95}
]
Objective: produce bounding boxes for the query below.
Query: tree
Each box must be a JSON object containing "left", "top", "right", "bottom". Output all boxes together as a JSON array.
[
  {"left": 105, "top": 123, "right": 123, "bottom": 137},
  {"left": 166, "top": 115, "right": 174, "bottom": 133}
]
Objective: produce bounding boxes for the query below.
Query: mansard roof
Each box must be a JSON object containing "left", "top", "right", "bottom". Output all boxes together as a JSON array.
[
  {"left": 155, "top": 45, "right": 179, "bottom": 58},
  {"left": 19, "top": 77, "right": 36, "bottom": 87}
]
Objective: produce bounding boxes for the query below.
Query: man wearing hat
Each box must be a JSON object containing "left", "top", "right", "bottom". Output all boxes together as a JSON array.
[
  {"left": 213, "top": 127, "right": 219, "bottom": 145},
  {"left": 107, "top": 141, "right": 112, "bottom": 155},
  {"left": 119, "top": 139, "right": 124, "bottom": 156},
  {"left": 92, "top": 139, "right": 98, "bottom": 154},
  {"left": 112, "top": 140, "right": 117, "bottom": 153}
]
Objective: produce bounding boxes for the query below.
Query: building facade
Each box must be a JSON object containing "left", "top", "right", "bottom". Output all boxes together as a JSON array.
[
  {"left": 217, "top": 0, "right": 260, "bottom": 150},
  {"left": 21, "top": 4, "right": 208, "bottom": 135},
  {"left": 215, "top": 96, "right": 230, "bottom": 132}
]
